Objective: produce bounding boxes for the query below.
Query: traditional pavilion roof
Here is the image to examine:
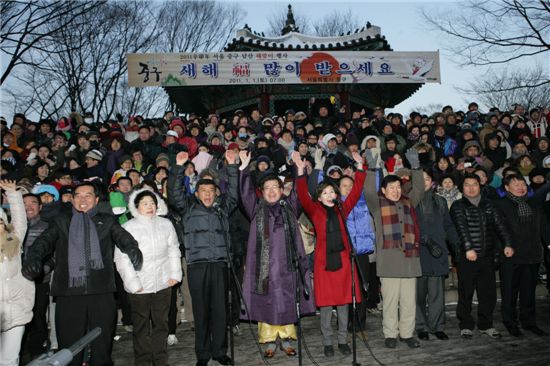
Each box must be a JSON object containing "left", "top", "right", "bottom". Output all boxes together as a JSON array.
[{"left": 224, "top": 5, "right": 392, "bottom": 52}]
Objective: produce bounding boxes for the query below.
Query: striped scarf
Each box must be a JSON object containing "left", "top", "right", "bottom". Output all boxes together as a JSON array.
[{"left": 378, "top": 195, "right": 420, "bottom": 257}]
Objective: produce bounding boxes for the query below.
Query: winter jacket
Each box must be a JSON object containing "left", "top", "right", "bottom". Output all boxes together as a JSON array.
[
  {"left": 167, "top": 164, "right": 239, "bottom": 265},
  {"left": 450, "top": 196, "right": 513, "bottom": 258},
  {"left": 343, "top": 193, "right": 375, "bottom": 255},
  {"left": 130, "top": 138, "right": 163, "bottom": 164},
  {"left": 24, "top": 205, "right": 141, "bottom": 297},
  {"left": 416, "top": 190, "right": 459, "bottom": 276},
  {"left": 1, "top": 190, "right": 34, "bottom": 332},
  {"left": 432, "top": 135, "right": 458, "bottom": 158},
  {"left": 494, "top": 184, "right": 550, "bottom": 265},
  {"left": 364, "top": 169, "right": 424, "bottom": 278},
  {"left": 297, "top": 170, "right": 366, "bottom": 307},
  {"left": 114, "top": 189, "right": 182, "bottom": 294},
  {"left": 23, "top": 216, "right": 52, "bottom": 284}
]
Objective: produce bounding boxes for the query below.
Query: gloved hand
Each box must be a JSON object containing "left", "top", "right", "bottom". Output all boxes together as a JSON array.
[
  {"left": 22, "top": 260, "right": 43, "bottom": 281},
  {"left": 426, "top": 239, "right": 443, "bottom": 258},
  {"left": 127, "top": 247, "right": 143, "bottom": 271},
  {"left": 314, "top": 148, "right": 325, "bottom": 170},
  {"left": 405, "top": 148, "right": 420, "bottom": 169}
]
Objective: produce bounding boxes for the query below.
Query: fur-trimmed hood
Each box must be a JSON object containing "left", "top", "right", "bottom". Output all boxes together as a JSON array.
[
  {"left": 127, "top": 188, "right": 168, "bottom": 218},
  {"left": 360, "top": 135, "right": 381, "bottom": 152}
]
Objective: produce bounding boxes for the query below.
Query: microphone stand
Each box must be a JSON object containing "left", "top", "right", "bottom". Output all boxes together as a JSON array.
[
  {"left": 334, "top": 200, "right": 368, "bottom": 366},
  {"left": 215, "top": 203, "right": 235, "bottom": 366},
  {"left": 281, "top": 200, "right": 310, "bottom": 366}
]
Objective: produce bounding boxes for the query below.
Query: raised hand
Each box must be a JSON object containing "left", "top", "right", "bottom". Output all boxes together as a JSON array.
[
  {"left": 0, "top": 180, "right": 17, "bottom": 192},
  {"left": 239, "top": 150, "right": 251, "bottom": 170},
  {"left": 351, "top": 151, "right": 363, "bottom": 165},
  {"left": 291, "top": 151, "right": 305, "bottom": 170},
  {"left": 405, "top": 148, "right": 420, "bottom": 169},
  {"left": 225, "top": 149, "right": 237, "bottom": 165},
  {"left": 314, "top": 148, "right": 325, "bottom": 170},
  {"left": 175, "top": 151, "right": 189, "bottom": 166}
]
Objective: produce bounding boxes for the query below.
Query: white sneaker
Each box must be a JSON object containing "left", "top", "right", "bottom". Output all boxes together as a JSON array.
[
  {"left": 167, "top": 334, "right": 178, "bottom": 346},
  {"left": 479, "top": 328, "right": 501, "bottom": 339}
]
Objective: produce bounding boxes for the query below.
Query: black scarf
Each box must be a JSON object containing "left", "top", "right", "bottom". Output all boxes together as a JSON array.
[
  {"left": 325, "top": 205, "right": 344, "bottom": 271},
  {"left": 254, "top": 200, "right": 296, "bottom": 295}
]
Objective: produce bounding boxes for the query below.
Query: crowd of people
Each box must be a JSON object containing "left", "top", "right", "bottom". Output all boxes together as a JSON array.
[{"left": 0, "top": 100, "right": 549, "bottom": 366}]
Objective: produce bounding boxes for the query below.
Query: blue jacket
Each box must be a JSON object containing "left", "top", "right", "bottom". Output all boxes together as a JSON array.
[{"left": 343, "top": 193, "right": 375, "bottom": 255}]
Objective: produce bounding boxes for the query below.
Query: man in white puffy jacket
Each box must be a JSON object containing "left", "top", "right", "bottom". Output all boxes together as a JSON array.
[{"left": 114, "top": 189, "right": 182, "bottom": 366}]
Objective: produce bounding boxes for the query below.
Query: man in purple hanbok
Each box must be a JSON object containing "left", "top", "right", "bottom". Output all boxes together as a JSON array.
[{"left": 238, "top": 151, "right": 315, "bottom": 358}]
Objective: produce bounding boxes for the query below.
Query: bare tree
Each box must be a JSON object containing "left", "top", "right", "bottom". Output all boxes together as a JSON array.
[
  {"left": 422, "top": 0, "right": 550, "bottom": 68},
  {"left": 408, "top": 103, "right": 445, "bottom": 117},
  {"left": 265, "top": 6, "right": 311, "bottom": 36},
  {"left": 458, "top": 65, "right": 550, "bottom": 111},
  {"left": 156, "top": 1, "right": 244, "bottom": 52},
  {"left": 0, "top": 0, "right": 101, "bottom": 85},
  {"left": 311, "top": 10, "right": 360, "bottom": 37},
  {"left": 9, "top": 1, "right": 162, "bottom": 120}
]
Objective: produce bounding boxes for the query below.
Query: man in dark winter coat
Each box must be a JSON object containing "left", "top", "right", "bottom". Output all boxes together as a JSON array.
[
  {"left": 167, "top": 150, "right": 239, "bottom": 366},
  {"left": 21, "top": 194, "right": 51, "bottom": 357},
  {"left": 415, "top": 170, "right": 459, "bottom": 341},
  {"left": 22, "top": 182, "right": 143, "bottom": 366},
  {"left": 494, "top": 174, "right": 550, "bottom": 337},
  {"left": 450, "top": 173, "right": 513, "bottom": 340}
]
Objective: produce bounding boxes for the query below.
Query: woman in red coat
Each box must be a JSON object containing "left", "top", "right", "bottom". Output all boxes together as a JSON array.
[{"left": 292, "top": 151, "right": 366, "bottom": 358}]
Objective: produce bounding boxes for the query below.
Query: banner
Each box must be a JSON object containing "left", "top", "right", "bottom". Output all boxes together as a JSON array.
[{"left": 127, "top": 51, "right": 440, "bottom": 87}]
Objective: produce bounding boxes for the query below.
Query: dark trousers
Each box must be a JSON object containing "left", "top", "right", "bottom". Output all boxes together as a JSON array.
[
  {"left": 229, "top": 258, "right": 243, "bottom": 327},
  {"left": 114, "top": 268, "right": 132, "bottom": 326},
  {"left": 188, "top": 262, "right": 228, "bottom": 361},
  {"left": 544, "top": 244, "right": 550, "bottom": 293},
  {"left": 25, "top": 282, "right": 50, "bottom": 356},
  {"left": 500, "top": 262, "right": 539, "bottom": 328},
  {"left": 456, "top": 256, "right": 496, "bottom": 331},
  {"left": 416, "top": 276, "right": 445, "bottom": 332},
  {"left": 168, "top": 283, "right": 181, "bottom": 334},
  {"left": 128, "top": 287, "right": 172, "bottom": 366},
  {"left": 348, "top": 254, "right": 369, "bottom": 330},
  {"left": 364, "top": 259, "right": 380, "bottom": 309},
  {"left": 55, "top": 293, "right": 116, "bottom": 366}
]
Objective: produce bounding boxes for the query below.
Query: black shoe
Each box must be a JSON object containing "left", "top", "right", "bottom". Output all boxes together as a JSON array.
[
  {"left": 400, "top": 337, "right": 420, "bottom": 348},
  {"left": 506, "top": 326, "right": 523, "bottom": 337},
  {"left": 338, "top": 343, "right": 352, "bottom": 356},
  {"left": 324, "top": 345, "right": 334, "bottom": 357},
  {"left": 434, "top": 331, "right": 449, "bottom": 340},
  {"left": 384, "top": 338, "right": 397, "bottom": 348},
  {"left": 213, "top": 355, "right": 232, "bottom": 365},
  {"left": 417, "top": 331, "right": 429, "bottom": 340},
  {"left": 523, "top": 326, "right": 548, "bottom": 336},
  {"left": 196, "top": 360, "right": 208, "bottom": 366}
]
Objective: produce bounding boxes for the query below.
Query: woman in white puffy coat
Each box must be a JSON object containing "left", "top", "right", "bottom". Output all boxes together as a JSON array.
[
  {"left": 114, "top": 188, "right": 182, "bottom": 366},
  {"left": 0, "top": 180, "right": 33, "bottom": 366}
]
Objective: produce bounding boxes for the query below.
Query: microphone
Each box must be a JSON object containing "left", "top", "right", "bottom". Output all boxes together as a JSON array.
[
  {"left": 279, "top": 200, "right": 287, "bottom": 207},
  {"left": 212, "top": 201, "right": 222, "bottom": 213},
  {"left": 332, "top": 198, "right": 341, "bottom": 206}
]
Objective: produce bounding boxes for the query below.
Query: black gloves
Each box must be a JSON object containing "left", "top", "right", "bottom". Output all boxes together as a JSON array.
[
  {"left": 22, "top": 260, "right": 43, "bottom": 281},
  {"left": 127, "top": 247, "right": 143, "bottom": 271}
]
